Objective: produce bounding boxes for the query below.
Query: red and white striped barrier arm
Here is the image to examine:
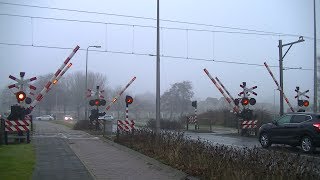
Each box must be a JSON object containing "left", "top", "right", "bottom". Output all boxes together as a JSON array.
[
  {"left": 264, "top": 62, "right": 294, "bottom": 112},
  {"left": 215, "top": 77, "right": 238, "bottom": 107},
  {"left": 106, "top": 77, "right": 136, "bottom": 111},
  {"left": 28, "top": 46, "right": 80, "bottom": 111},
  {"left": 203, "top": 69, "right": 239, "bottom": 113},
  {"left": 52, "top": 63, "right": 72, "bottom": 86}
]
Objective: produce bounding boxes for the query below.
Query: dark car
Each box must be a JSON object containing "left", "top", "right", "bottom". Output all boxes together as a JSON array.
[{"left": 258, "top": 112, "right": 320, "bottom": 153}]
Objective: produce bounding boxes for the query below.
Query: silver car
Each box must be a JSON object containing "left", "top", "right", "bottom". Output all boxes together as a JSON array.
[
  {"left": 98, "top": 115, "right": 114, "bottom": 121},
  {"left": 35, "top": 115, "right": 54, "bottom": 121}
]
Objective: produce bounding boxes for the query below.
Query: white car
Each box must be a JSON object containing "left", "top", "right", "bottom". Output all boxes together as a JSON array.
[
  {"left": 98, "top": 115, "right": 114, "bottom": 121},
  {"left": 64, "top": 115, "right": 73, "bottom": 121},
  {"left": 36, "top": 115, "right": 54, "bottom": 121}
]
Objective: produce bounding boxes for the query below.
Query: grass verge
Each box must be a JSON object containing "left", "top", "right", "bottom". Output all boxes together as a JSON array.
[{"left": 0, "top": 143, "right": 35, "bottom": 180}]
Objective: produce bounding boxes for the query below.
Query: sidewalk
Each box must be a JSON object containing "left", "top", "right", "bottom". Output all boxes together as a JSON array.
[
  {"left": 68, "top": 137, "right": 188, "bottom": 180},
  {"left": 32, "top": 121, "right": 189, "bottom": 180}
]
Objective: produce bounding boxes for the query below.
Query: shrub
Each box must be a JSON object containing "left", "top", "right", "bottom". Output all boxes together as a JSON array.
[
  {"left": 116, "top": 129, "right": 320, "bottom": 180},
  {"left": 146, "top": 119, "right": 183, "bottom": 130}
]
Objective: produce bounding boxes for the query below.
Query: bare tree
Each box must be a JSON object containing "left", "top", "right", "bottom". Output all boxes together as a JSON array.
[
  {"left": 64, "top": 71, "right": 108, "bottom": 119},
  {"left": 0, "top": 86, "right": 16, "bottom": 114},
  {"left": 161, "top": 81, "right": 194, "bottom": 119}
]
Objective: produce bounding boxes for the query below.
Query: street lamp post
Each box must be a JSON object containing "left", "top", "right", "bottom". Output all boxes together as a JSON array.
[
  {"left": 85, "top": 45, "right": 101, "bottom": 121},
  {"left": 278, "top": 36, "right": 304, "bottom": 115},
  {"left": 155, "top": 0, "right": 161, "bottom": 134}
]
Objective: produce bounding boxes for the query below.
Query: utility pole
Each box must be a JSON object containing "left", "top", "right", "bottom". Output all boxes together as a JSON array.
[
  {"left": 278, "top": 37, "right": 304, "bottom": 115},
  {"left": 156, "top": 0, "right": 161, "bottom": 133},
  {"left": 279, "top": 40, "right": 284, "bottom": 115},
  {"left": 313, "top": 0, "right": 318, "bottom": 113}
]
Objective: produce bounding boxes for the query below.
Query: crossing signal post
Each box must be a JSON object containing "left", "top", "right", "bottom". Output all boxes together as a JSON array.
[
  {"left": 125, "top": 95, "right": 133, "bottom": 121},
  {"left": 8, "top": 72, "right": 37, "bottom": 108},
  {"left": 191, "top": 101, "right": 198, "bottom": 130},
  {"left": 7, "top": 72, "right": 37, "bottom": 120},
  {"left": 88, "top": 85, "right": 107, "bottom": 130},
  {"left": 237, "top": 82, "right": 258, "bottom": 136},
  {"left": 295, "top": 86, "right": 309, "bottom": 112}
]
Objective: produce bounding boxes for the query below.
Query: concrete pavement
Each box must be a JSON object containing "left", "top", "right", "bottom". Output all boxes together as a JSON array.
[{"left": 32, "top": 121, "right": 189, "bottom": 180}]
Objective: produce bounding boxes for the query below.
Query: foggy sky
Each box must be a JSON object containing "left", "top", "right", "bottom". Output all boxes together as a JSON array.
[{"left": 0, "top": 0, "right": 319, "bottom": 109}]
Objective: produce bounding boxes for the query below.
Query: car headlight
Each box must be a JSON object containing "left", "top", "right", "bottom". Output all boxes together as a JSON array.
[{"left": 64, "top": 117, "right": 68, "bottom": 120}]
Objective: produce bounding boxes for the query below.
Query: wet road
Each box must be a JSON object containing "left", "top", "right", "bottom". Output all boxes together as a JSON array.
[{"left": 184, "top": 132, "right": 260, "bottom": 148}]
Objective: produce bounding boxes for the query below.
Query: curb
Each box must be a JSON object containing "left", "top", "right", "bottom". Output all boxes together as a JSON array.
[{"left": 67, "top": 139, "right": 97, "bottom": 180}]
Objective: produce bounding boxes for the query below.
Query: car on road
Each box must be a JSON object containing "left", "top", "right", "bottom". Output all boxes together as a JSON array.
[
  {"left": 98, "top": 115, "right": 114, "bottom": 121},
  {"left": 258, "top": 112, "right": 320, "bottom": 153},
  {"left": 64, "top": 115, "right": 73, "bottom": 121},
  {"left": 35, "top": 115, "right": 54, "bottom": 121}
]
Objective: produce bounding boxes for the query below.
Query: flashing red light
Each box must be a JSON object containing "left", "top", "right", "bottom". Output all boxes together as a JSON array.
[
  {"left": 303, "top": 100, "right": 309, "bottom": 107},
  {"left": 94, "top": 99, "right": 100, "bottom": 106},
  {"left": 241, "top": 98, "right": 249, "bottom": 106},
  {"left": 16, "top": 91, "right": 26, "bottom": 102},
  {"left": 125, "top": 95, "right": 133, "bottom": 105}
]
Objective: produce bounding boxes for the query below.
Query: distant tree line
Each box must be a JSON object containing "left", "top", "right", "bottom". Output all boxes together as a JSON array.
[{"left": 0, "top": 72, "right": 196, "bottom": 121}]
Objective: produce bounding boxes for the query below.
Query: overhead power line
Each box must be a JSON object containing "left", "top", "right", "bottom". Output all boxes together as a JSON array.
[
  {"left": 0, "top": 42, "right": 313, "bottom": 71},
  {"left": 0, "top": 1, "right": 316, "bottom": 40},
  {"left": 0, "top": 12, "right": 315, "bottom": 39}
]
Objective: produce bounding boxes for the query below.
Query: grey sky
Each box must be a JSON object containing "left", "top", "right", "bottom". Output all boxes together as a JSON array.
[{"left": 0, "top": 0, "right": 319, "bottom": 109}]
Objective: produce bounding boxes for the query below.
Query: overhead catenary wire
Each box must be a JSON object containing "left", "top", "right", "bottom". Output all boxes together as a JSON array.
[
  {"left": 0, "top": 1, "right": 317, "bottom": 40},
  {"left": 0, "top": 12, "right": 309, "bottom": 38},
  {"left": 0, "top": 41, "right": 313, "bottom": 71}
]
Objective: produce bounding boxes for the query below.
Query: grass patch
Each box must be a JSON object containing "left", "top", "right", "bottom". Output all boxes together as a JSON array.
[
  {"left": 116, "top": 128, "right": 320, "bottom": 180},
  {"left": 50, "top": 120, "right": 74, "bottom": 129},
  {"left": 0, "top": 143, "right": 35, "bottom": 180}
]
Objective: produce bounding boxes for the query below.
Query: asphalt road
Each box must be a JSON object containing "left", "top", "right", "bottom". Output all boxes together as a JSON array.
[{"left": 184, "top": 131, "right": 260, "bottom": 148}]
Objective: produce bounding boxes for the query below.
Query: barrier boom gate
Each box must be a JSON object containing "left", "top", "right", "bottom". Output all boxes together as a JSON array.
[
  {"left": 203, "top": 69, "right": 239, "bottom": 114},
  {"left": 106, "top": 77, "right": 136, "bottom": 111},
  {"left": 28, "top": 45, "right": 80, "bottom": 112},
  {"left": 264, "top": 62, "right": 294, "bottom": 112}
]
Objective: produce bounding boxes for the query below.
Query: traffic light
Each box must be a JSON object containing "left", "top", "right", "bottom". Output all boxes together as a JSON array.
[
  {"left": 7, "top": 105, "right": 26, "bottom": 120},
  {"left": 298, "top": 100, "right": 309, "bottom": 107},
  {"left": 234, "top": 99, "right": 240, "bottom": 106},
  {"left": 16, "top": 91, "right": 26, "bottom": 102},
  {"left": 241, "top": 98, "right": 249, "bottom": 106},
  {"left": 191, "top": 101, "right": 197, "bottom": 108},
  {"left": 89, "top": 99, "right": 106, "bottom": 106},
  {"left": 125, "top": 95, "right": 133, "bottom": 106},
  {"left": 25, "top": 97, "right": 32, "bottom": 104},
  {"left": 249, "top": 98, "right": 256, "bottom": 105}
]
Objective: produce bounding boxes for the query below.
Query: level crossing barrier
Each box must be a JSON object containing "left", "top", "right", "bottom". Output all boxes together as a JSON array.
[
  {"left": 2, "top": 115, "right": 32, "bottom": 144},
  {"left": 240, "top": 119, "right": 258, "bottom": 136}
]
